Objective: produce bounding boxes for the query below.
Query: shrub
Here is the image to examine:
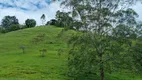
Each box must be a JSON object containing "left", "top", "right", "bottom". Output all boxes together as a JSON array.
[
  {"left": 0, "top": 28, "right": 7, "bottom": 33},
  {"left": 9, "top": 24, "right": 20, "bottom": 31}
]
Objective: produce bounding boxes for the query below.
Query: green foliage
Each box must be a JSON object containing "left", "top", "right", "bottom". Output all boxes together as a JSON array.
[
  {"left": 56, "top": 10, "right": 73, "bottom": 29},
  {"left": 1, "top": 16, "right": 19, "bottom": 31},
  {"left": 25, "top": 19, "right": 36, "bottom": 28},
  {"left": 131, "top": 37, "right": 142, "bottom": 73},
  {"left": 46, "top": 19, "right": 58, "bottom": 26},
  {"left": 9, "top": 24, "right": 20, "bottom": 31},
  {"left": 0, "top": 27, "right": 7, "bottom": 33},
  {"left": 73, "top": 21, "right": 83, "bottom": 30},
  {"left": 59, "top": 0, "right": 142, "bottom": 80},
  {"left": 68, "top": 33, "right": 98, "bottom": 78},
  {"left": 136, "top": 22, "right": 142, "bottom": 36}
]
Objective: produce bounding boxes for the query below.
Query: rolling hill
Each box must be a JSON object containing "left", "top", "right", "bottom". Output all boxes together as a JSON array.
[
  {"left": 0, "top": 26, "right": 74, "bottom": 80},
  {"left": 0, "top": 26, "right": 141, "bottom": 80}
]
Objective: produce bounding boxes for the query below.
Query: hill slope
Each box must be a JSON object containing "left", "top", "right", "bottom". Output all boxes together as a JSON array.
[
  {"left": 0, "top": 26, "right": 141, "bottom": 80},
  {"left": 0, "top": 26, "right": 74, "bottom": 80}
]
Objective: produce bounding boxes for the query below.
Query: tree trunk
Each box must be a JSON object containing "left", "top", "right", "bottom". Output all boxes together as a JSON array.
[
  {"left": 22, "top": 49, "right": 25, "bottom": 54},
  {"left": 100, "top": 52, "right": 104, "bottom": 80},
  {"left": 100, "top": 62, "right": 104, "bottom": 80}
]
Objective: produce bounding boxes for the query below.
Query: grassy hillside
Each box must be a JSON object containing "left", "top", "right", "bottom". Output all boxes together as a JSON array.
[
  {"left": 0, "top": 26, "right": 74, "bottom": 80},
  {"left": 0, "top": 26, "right": 141, "bottom": 80}
]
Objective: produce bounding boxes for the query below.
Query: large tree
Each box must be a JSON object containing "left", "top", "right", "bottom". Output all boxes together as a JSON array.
[
  {"left": 56, "top": 10, "right": 73, "bottom": 29},
  {"left": 1, "top": 16, "right": 19, "bottom": 30},
  {"left": 55, "top": 0, "right": 141, "bottom": 80},
  {"left": 25, "top": 19, "right": 36, "bottom": 28}
]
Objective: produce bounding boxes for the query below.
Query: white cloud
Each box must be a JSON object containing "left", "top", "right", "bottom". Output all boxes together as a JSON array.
[
  {"left": 133, "top": 3, "right": 142, "bottom": 21},
  {"left": 0, "top": 1, "right": 62, "bottom": 25},
  {"left": 0, "top": 0, "right": 142, "bottom": 26}
]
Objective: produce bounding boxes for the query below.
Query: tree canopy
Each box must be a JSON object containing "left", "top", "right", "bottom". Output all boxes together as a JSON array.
[
  {"left": 56, "top": 0, "right": 142, "bottom": 80},
  {"left": 56, "top": 10, "right": 73, "bottom": 29},
  {"left": 1, "top": 16, "right": 19, "bottom": 30},
  {"left": 25, "top": 19, "right": 36, "bottom": 28}
]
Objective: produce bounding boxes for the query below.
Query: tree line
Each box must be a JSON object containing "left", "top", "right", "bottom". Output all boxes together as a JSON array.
[
  {"left": 0, "top": 11, "right": 76, "bottom": 33},
  {"left": 0, "top": 16, "right": 36, "bottom": 33}
]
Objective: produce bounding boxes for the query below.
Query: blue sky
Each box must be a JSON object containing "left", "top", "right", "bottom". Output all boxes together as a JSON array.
[
  {"left": 0, "top": 0, "right": 142, "bottom": 25},
  {"left": 0, "top": 0, "right": 62, "bottom": 25}
]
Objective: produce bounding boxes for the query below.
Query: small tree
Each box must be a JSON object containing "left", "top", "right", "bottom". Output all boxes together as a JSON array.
[
  {"left": 58, "top": 48, "right": 64, "bottom": 57},
  {"left": 25, "top": 19, "right": 36, "bottom": 28},
  {"left": 19, "top": 46, "right": 26, "bottom": 54},
  {"left": 41, "top": 14, "right": 46, "bottom": 25},
  {"left": 39, "top": 49, "right": 47, "bottom": 57}
]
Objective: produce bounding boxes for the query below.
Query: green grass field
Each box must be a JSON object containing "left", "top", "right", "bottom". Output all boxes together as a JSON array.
[{"left": 0, "top": 26, "right": 141, "bottom": 80}]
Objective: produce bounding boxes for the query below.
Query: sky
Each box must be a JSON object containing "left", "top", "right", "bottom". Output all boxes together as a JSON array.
[{"left": 0, "top": 0, "right": 142, "bottom": 25}]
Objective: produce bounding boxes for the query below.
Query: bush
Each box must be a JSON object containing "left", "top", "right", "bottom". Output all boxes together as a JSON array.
[
  {"left": 9, "top": 24, "right": 20, "bottom": 31},
  {"left": 19, "top": 25, "right": 27, "bottom": 29},
  {"left": 0, "top": 28, "right": 7, "bottom": 33},
  {"left": 46, "top": 19, "right": 58, "bottom": 26}
]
